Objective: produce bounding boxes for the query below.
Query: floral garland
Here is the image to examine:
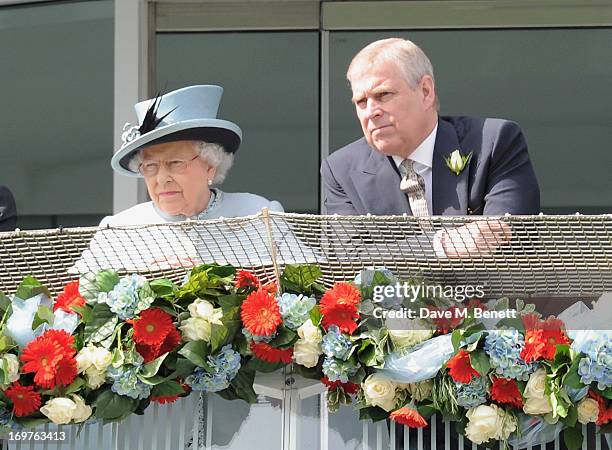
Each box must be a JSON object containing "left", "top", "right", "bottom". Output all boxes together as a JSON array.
[{"left": 0, "top": 264, "right": 610, "bottom": 449}]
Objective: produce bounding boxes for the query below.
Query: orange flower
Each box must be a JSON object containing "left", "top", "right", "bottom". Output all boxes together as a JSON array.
[
  {"left": 20, "top": 330, "right": 77, "bottom": 388},
  {"left": 321, "top": 377, "right": 359, "bottom": 394},
  {"left": 320, "top": 302, "right": 360, "bottom": 334},
  {"left": 250, "top": 342, "right": 293, "bottom": 364},
  {"left": 54, "top": 280, "right": 86, "bottom": 314},
  {"left": 447, "top": 350, "right": 480, "bottom": 384},
  {"left": 490, "top": 377, "right": 523, "bottom": 408},
  {"left": 389, "top": 407, "right": 428, "bottom": 428},
  {"left": 241, "top": 289, "right": 282, "bottom": 336},
  {"left": 133, "top": 307, "right": 174, "bottom": 346},
  {"left": 320, "top": 282, "right": 361, "bottom": 308},
  {"left": 235, "top": 270, "right": 260, "bottom": 289},
  {"left": 5, "top": 383, "right": 41, "bottom": 417},
  {"left": 521, "top": 314, "right": 570, "bottom": 362}
]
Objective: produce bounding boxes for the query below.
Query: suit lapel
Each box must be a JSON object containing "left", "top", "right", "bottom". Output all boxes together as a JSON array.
[
  {"left": 352, "top": 147, "right": 411, "bottom": 215},
  {"left": 432, "top": 119, "right": 469, "bottom": 215}
]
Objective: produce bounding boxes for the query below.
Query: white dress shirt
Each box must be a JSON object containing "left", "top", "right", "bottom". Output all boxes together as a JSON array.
[{"left": 392, "top": 123, "right": 438, "bottom": 215}]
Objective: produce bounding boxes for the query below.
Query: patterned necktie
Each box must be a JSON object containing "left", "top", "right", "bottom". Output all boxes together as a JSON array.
[{"left": 399, "top": 159, "right": 430, "bottom": 217}]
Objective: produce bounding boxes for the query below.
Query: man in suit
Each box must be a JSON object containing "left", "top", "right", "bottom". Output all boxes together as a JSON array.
[
  {"left": 0, "top": 185, "right": 17, "bottom": 232},
  {"left": 321, "top": 38, "right": 540, "bottom": 256}
]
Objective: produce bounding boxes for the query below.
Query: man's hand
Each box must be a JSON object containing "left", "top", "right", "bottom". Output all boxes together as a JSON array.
[{"left": 441, "top": 219, "right": 512, "bottom": 257}]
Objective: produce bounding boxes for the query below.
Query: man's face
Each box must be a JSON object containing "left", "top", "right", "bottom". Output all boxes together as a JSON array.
[{"left": 350, "top": 60, "right": 436, "bottom": 158}]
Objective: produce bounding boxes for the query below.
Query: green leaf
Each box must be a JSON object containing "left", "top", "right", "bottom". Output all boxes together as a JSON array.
[
  {"left": 169, "top": 358, "right": 196, "bottom": 379},
  {"left": 141, "top": 353, "right": 169, "bottom": 378},
  {"left": 15, "top": 276, "right": 51, "bottom": 300},
  {"left": 563, "top": 426, "right": 583, "bottom": 450},
  {"left": 31, "top": 305, "right": 55, "bottom": 330},
  {"left": 598, "top": 386, "right": 612, "bottom": 400},
  {"left": 218, "top": 294, "right": 243, "bottom": 311},
  {"left": 230, "top": 368, "right": 257, "bottom": 404},
  {"left": 280, "top": 264, "right": 322, "bottom": 292},
  {"left": 210, "top": 323, "right": 229, "bottom": 353},
  {"left": 94, "top": 389, "right": 138, "bottom": 420},
  {"left": 565, "top": 405, "right": 578, "bottom": 428},
  {"left": 416, "top": 404, "right": 437, "bottom": 420},
  {"left": 84, "top": 303, "right": 117, "bottom": 344},
  {"left": 358, "top": 406, "right": 388, "bottom": 422},
  {"left": 65, "top": 377, "right": 85, "bottom": 395},
  {"left": 96, "top": 270, "right": 120, "bottom": 293},
  {"left": 178, "top": 340, "right": 210, "bottom": 367},
  {"left": 151, "top": 380, "right": 185, "bottom": 398},
  {"left": 552, "top": 344, "right": 572, "bottom": 369},
  {"left": 470, "top": 350, "right": 490, "bottom": 377},
  {"left": 72, "top": 304, "right": 93, "bottom": 323},
  {"left": 309, "top": 306, "right": 322, "bottom": 326},
  {"left": 0, "top": 292, "right": 11, "bottom": 313},
  {"left": 496, "top": 316, "right": 525, "bottom": 332},
  {"left": 451, "top": 330, "right": 463, "bottom": 351},
  {"left": 138, "top": 374, "right": 167, "bottom": 386},
  {"left": 0, "top": 336, "right": 15, "bottom": 355},
  {"left": 243, "top": 358, "right": 284, "bottom": 373},
  {"left": 149, "top": 279, "right": 176, "bottom": 298},
  {"left": 269, "top": 325, "right": 297, "bottom": 348}
]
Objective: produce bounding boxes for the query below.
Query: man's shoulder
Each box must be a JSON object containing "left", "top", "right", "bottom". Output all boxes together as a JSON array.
[
  {"left": 99, "top": 202, "right": 159, "bottom": 227},
  {"left": 441, "top": 116, "right": 522, "bottom": 139},
  {"left": 326, "top": 137, "right": 373, "bottom": 167}
]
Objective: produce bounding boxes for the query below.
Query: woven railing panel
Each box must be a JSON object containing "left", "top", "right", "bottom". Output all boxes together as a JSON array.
[{"left": 1, "top": 212, "right": 611, "bottom": 298}]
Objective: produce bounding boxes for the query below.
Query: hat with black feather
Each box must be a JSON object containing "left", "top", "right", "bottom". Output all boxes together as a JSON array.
[{"left": 111, "top": 85, "right": 242, "bottom": 177}]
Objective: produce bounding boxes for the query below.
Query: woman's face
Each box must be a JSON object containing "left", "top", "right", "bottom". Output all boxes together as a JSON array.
[{"left": 140, "top": 141, "right": 216, "bottom": 217}]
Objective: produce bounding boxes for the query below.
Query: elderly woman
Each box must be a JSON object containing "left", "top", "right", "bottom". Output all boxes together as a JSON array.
[{"left": 101, "top": 84, "right": 282, "bottom": 226}]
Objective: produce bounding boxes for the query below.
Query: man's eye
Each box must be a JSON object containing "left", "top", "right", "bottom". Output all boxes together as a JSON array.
[{"left": 355, "top": 98, "right": 367, "bottom": 108}]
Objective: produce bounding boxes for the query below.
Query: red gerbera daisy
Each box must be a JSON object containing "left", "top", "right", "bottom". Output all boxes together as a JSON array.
[
  {"left": 490, "top": 377, "right": 523, "bottom": 408},
  {"left": 320, "top": 282, "right": 361, "bottom": 308},
  {"left": 521, "top": 315, "right": 570, "bottom": 362},
  {"left": 589, "top": 390, "right": 612, "bottom": 426},
  {"left": 151, "top": 383, "right": 189, "bottom": 404},
  {"left": 54, "top": 280, "right": 86, "bottom": 314},
  {"left": 137, "top": 326, "right": 182, "bottom": 363},
  {"left": 389, "top": 407, "right": 428, "bottom": 428},
  {"left": 321, "top": 376, "right": 360, "bottom": 394},
  {"left": 241, "top": 289, "right": 282, "bottom": 336},
  {"left": 427, "top": 305, "right": 464, "bottom": 334},
  {"left": 43, "top": 329, "right": 76, "bottom": 358},
  {"left": 235, "top": 270, "right": 260, "bottom": 289},
  {"left": 5, "top": 383, "right": 41, "bottom": 417},
  {"left": 54, "top": 357, "right": 78, "bottom": 387},
  {"left": 320, "top": 302, "right": 360, "bottom": 334},
  {"left": 447, "top": 350, "right": 480, "bottom": 384},
  {"left": 133, "top": 308, "right": 174, "bottom": 346},
  {"left": 159, "top": 327, "right": 181, "bottom": 354},
  {"left": 251, "top": 341, "right": 293, "bottom": 364},
  {"left": 21, "top": 337, "right": 65, "bottom": 388},
  {"left": 262, "top": 282, "right": 278, "bottom": 294}
]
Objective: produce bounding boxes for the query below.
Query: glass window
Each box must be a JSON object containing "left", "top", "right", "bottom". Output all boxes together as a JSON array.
[
  {"left": 329, "top": 29, "right": 612, "bottom": 213},
  {"left": 0, "top": 0, "right": 114, "bottom": 229},
  {"left": 156, "top": 32, "right": 320, "bottom": 213}
]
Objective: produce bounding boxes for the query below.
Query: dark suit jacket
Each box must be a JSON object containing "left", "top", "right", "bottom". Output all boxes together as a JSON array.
[
  {"left": 0, "top": 185, "right": 17, "bottom": 231},
  {"left": 321, "top": 116, "right": 540, "bottom": 216}
]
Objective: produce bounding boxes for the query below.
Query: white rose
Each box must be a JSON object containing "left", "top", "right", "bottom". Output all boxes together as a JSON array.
[
  {"left": 577, "top": 397, "right": 599, "bottom": 424},
  {"left": 297, "top": 319, "right": 322, "bottom": 344},
  {"left": 41, "top": 398, "right": 77, "bottom": 425},
  {"left": 70, "top": 395, "right": 92, "bottom": 423},
  {"left": 465, "top": 404, "right": 517, "bottom": 444},
  {"left": 76, "top": 346, "right": 95, "bottom": 373},
  {"left": 293, "top": 340, "right": 321, "bottom": 368},
  {"left": 188, "top": 299, "right": 222, "bottom": 323},
  {"left": 90, "top": 346, "right": 112, "bottom": 371},
  {"left": 85, "top": 367, "right": 107, "bottom": 389},
  {"left": 1, "top": 354, "right": 20, "bottom": 386},
  {"left": 523, "top": 368, "right": 552, "bottom": 415},
  {"left": 362, "top": 373, "right": 397, "bottom": 412},
  {"left": 180, "top": 317, "right": 212, "bottom": 342}
]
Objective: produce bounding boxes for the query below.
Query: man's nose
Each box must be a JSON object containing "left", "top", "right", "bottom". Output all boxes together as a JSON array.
[{"left": 365, "top": 99, "right": 383, "bottom": 120}]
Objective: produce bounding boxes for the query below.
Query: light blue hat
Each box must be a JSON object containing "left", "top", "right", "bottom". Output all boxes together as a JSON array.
[{"left": 111, "top": 85, "right": 242, "bottom": 177}]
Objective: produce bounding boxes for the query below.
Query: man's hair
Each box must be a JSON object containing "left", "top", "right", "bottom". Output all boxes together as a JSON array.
[
  {"left": 347, "top": 38, "right": 439, "bottom": 109},
  {"left": 128, "top": 141, "right": 234, "bottom": 184}
]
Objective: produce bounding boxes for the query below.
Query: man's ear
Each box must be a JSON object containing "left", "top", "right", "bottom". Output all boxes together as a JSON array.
[{"left": 420, "top": 75, "right": 436, "bottom": 109}]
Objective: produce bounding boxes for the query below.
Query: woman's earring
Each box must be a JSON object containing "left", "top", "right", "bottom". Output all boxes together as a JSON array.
[{"left": 208, "top": 179, "right": 212, "bottom": 186}]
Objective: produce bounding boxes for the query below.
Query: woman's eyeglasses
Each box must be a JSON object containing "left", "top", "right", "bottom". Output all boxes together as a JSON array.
[{"left": 138, "top": 154, "right": 200, "bottom": 177}]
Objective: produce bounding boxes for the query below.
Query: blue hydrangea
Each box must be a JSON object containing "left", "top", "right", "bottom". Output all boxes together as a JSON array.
[
  {"left": 322, "top": 357, "right": 359, "bottom": 383},
  {"left": 456, "top": 376, "right": 489, "bottom": 408},
  {"left": 571, "top": 331, "right": 612, "bottom": 390},
  {"left": 107, "top": 365, "right": 152, "bottom": 400},
  {"left": 277, "top": 293, "right": 316, "bottom": 329},
  {"left": 186, "top": 345, "right": 241, "bottom": 392},
  {"left": 242, "top": 327, "right": 274, "bottom": 343},
  {"left": 105, "top": 274, "right": 154, "bottom": 320},
  {"left": 0, "top": 407, "right": 20, "bottom": 431},
  {"left": 321, "top": 325, "right": 353, "bottom": 361},
  {"left": 484, "top": 329, "right": 536, "bottom": 381}
]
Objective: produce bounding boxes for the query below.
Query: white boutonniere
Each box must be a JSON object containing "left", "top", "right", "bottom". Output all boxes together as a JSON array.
[{"left": 445, "top": 149, "right": 472, "bottom": 175}]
